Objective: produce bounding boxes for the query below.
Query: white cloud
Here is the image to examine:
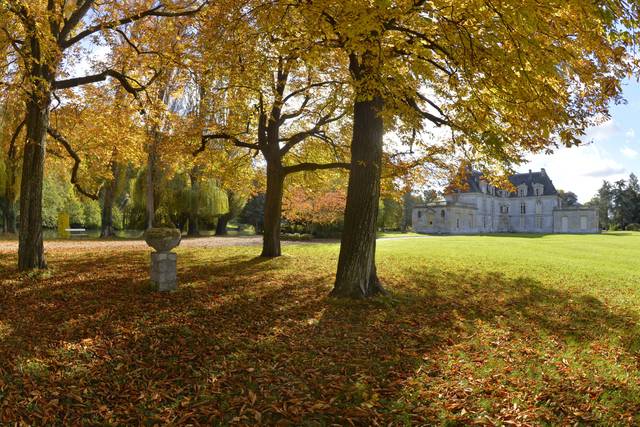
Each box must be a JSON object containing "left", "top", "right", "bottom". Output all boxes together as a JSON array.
[
  {"left": 621, "top": 146, "right": 639, "bottom": 159},
  {"left": 626, "top": 128, "right": 636, "bottom": 140},
  {"left": 581, "top": 119, "right": 621, "bottom": 144},
  {"left": 525, "top": 144, "right": 627, "bottom": 203}
]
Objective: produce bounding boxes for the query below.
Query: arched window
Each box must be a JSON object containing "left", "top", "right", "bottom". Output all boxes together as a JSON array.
[{"left": 417, "top": 211, "right": 422, "bottom": 218}]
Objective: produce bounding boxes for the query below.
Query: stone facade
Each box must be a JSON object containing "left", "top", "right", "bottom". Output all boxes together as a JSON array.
[
  {"left": 552, "top": 208, "right": 599, "bottom": 234},
  {"left": 150, "top": 252, "right": 178, "bottom": 291},
  {"left": 413, "top": 168, "right": 600, "bottom": 234}
]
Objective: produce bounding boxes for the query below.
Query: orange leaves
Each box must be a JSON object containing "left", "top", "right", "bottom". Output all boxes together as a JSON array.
[{"left": 283, "top": 185, "right": 346, "bottom": 225}]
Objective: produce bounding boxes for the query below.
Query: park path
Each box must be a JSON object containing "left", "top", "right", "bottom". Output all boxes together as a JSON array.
[
  {"left": 0, "top": 234, "right": 431, "bottom": 254},
  {"left": 0, "top": 236, "right": 265, "bottom": 253}
]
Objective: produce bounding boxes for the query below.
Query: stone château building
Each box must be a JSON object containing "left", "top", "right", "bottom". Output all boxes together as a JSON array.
[{"left": 412, "top": 169, "right": 599, "bottom": 234}]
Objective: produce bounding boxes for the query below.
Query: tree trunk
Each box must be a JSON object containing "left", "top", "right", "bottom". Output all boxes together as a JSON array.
[
  {"left": 1, "top": 199, "right": 6, "bottom": 233},
  {"left": 331, "top": 95, "right": 386, "bottom": 298},
  {"left": 146, "top": 130, "right": 158, "bottom": 230},
  {"left": 3, "top": 200, "right": 16, "bottom": 234},
  {"left": 3, "top": 157, "right": 18, "bottom": 234},
  {"left": 261, "top": 165, "right": 285, "bottom": 257},
  {"left": 100, "top": 162, "right": 119, "bottom": 238},
  {"left": 18, "top": 96, "right": 50, "bottom": 270},
  {"left": 215, "top": 213, "right": 230, "bottom": 235},
  {"left": 187, "top": 167, "right": 200, "bottom": 236}
]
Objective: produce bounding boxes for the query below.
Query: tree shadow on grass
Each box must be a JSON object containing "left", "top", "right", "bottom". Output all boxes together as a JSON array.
[
  {"left": 600, "top": 232, "right": 638, "bottom": 237},
  {"left": 1, "top": 251, "right": 639, "bottom": 424}
]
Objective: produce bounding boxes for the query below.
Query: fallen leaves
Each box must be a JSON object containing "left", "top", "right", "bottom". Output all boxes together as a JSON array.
[{"left": 0, "top": 237, "right": 640, "bottom": 424}]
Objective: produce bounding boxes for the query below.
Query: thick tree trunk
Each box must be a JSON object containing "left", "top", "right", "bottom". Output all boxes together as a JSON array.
[
  {"left": 261, "top": 165, "right": 285, "bottom": 257},
  {"left": 216, "top": 191, "right": 236, "bottom": 236},
  {"left": 215, "top": 214, "right": 230, "bottom": 235},
  {"left": 18, "top": 96, "right": 50, "bottom": 270},
  {"left": 331, "top": 95, "right": 386, "bottom": 298},
  {"left": 100, "top": 162, "right": 119, "bottom": 238},
  {"left": 187, "top": 217, "right": 199, "bottom": 236}
]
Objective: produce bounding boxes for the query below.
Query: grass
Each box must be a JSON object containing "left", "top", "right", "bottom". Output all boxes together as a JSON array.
[
  {"left": 377, "top": 231, "right": 423, "bottom": 238},
  {"left": 1, "top": 232, "right": 640, "bottom": 424}
]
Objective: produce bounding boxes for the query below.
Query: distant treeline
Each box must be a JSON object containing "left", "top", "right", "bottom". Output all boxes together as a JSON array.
[{"left": 586, "top": 173, "right": 640, "bottom": 231}]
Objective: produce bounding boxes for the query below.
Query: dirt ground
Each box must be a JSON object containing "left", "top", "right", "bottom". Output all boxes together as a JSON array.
[{"left": 0, "top": 236, "right": 268, "bottom": 253}]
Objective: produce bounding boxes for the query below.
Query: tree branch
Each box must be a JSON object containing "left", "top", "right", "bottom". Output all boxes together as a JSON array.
[
  {"left": 281, "top": 80, "right": 344, "bottom": 104},
  {"left": 53, "top": 68, "right": 160, "bottom": 93},
  {"left": 279, "top": 110, "right": 347, "bottom": 156},
  {"left": 58, "top": 0, "right": 95, "bottom": 46},
  {"left": 112, "top": 28, "right": 161, "bottom": 56},
  {"left": 405, "top": 97, "right": 451, "bottom": 127},
  {"left": 7, "top": 118, "right": 25, "bottom": 161},
  {"left": 61, "top": 1, "right": 208, "bottom": 49},
  {"left": 283, "top": 162, "right": 350, "bottom": 175},
  {"left": 194, "top": 133, "right": 259, "bottom": 156},
  {"left": 46, "top": 127, "right": 100, "bottom": 200}
]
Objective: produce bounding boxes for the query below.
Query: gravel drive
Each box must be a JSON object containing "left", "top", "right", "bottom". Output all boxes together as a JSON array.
[{"left": 0, "top": 236, "right": 266, "bottom": 253}]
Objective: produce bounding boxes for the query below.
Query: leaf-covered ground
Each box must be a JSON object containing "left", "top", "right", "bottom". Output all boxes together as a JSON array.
[{"left": 1, "top": 233, "right": 640, "bottom": 425}]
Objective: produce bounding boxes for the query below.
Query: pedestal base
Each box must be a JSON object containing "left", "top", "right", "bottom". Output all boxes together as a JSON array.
[{"left": 150, "top": 251, "right": 177, "bottom": 291}]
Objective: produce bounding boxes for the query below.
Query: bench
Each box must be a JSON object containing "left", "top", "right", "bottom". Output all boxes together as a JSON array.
[{"left": 65, "top": 228, "right": 88, "bottom": 238}]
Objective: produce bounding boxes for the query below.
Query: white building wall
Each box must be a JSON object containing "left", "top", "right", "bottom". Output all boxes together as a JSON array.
[
  {"left": 412, "top": 191, "right": 600, "bottom": 234},
  {"left": 553, "top": 208, "right": 600, "bottom": 234}
]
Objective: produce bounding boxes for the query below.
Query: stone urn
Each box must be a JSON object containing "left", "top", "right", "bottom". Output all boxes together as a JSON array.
[
  {"left": 144, "top": 227, "right": 181, "bottom": 252},
  {"left": 144, "top": 228, "right": 181, "bottom": 291}
]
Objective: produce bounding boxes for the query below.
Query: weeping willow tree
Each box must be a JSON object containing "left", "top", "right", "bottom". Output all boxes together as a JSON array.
[
  {"left": 215, "top": 191, "right": 246, "bottom": 235},
  {"left": 124, "top": 168, "right": 229, "bottom": 232}
]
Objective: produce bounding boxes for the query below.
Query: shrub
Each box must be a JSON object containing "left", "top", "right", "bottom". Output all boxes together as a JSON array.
[
  {"left": 626, "top": 223, "right": 640, "bottom": 231},
  {"left": 280, "top": 233, "right": 313, "bottom": 241}
]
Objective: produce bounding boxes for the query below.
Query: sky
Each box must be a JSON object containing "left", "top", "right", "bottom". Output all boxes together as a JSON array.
[{"left": 523, "top": 79, "right": 640, "bottom": 203}]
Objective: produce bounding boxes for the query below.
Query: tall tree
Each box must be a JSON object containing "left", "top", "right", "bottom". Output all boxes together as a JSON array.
[
  {"left": 196, "top": 6, "right": 351, "bottom": 257},
  {"left": 558, "top": 190, "right": 579, "bottom": 207},
  {"left": 596, "top": 181, "right": 613, "bottom": 229},
  {"left": 1, "top": 0, "right": 206, "bottom": 270},
  {"left": 298, "top": 0, "right": 637, "bottom": 297}
]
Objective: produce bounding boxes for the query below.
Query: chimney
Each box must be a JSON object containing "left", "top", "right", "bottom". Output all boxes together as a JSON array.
[{"left": 541, "top": 168, "right": 546, "bottom": 176}]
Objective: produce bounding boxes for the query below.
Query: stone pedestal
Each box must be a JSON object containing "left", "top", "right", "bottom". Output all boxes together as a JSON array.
[{"left": 150, "top": 251, "right": 177, "bottom": 291}]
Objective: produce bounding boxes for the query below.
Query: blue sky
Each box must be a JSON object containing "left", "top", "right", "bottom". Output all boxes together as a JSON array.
[{"left": 524, "top": 79, "right": 640, "bottom": 202}]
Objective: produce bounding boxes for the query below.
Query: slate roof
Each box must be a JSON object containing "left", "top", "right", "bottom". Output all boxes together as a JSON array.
[{"left": 459, "top": 169, "right": 558, "bottom": 197}]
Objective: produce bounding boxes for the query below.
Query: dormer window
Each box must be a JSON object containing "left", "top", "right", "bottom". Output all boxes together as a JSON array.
[
  {"left": 533, "top": 183, "right": 544, "bottom": 196},
  {"left": 518, "top": 184, "right": 527, "bottom": 197}
]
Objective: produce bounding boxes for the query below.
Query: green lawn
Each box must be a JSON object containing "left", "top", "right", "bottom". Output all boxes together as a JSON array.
[{"left": 1, "top": 233, "right": 639, "bottom": 424}]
